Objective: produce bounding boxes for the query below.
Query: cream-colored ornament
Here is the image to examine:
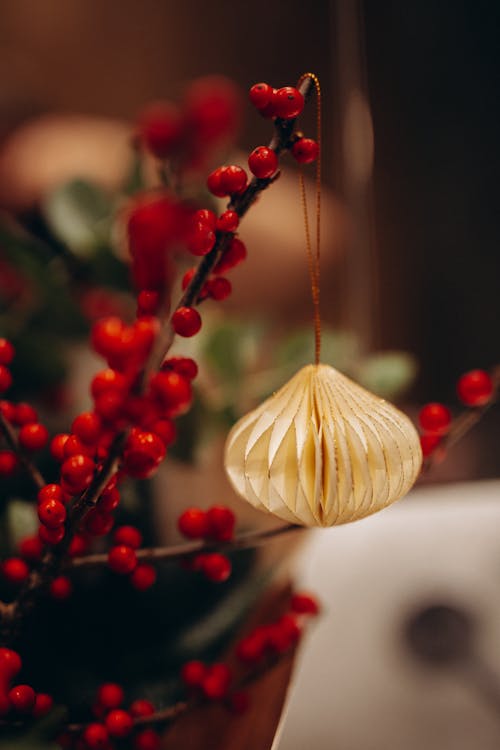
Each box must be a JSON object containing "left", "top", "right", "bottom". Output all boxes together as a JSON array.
[{"left": 224, "top": 364, "right": 422, "bottom": 527}]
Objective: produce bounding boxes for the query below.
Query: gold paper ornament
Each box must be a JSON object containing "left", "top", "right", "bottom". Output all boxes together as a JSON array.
[{"left": 224, "top": 363, "right": 422, "bottom": 527}]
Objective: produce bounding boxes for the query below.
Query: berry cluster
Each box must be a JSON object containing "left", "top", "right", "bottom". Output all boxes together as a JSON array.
[
  {"left": 136, "top": 76, "right": 241, "bottom": 167},
  {"left": 107, "top": 526, "right": 157, "bottom": 591},
  {"left": 180, "top": 591, "right": 319, "bottom": 711},
  {"left": 0, "top": 648, "right": 52, "bottom": 720},
  {"left": 0, "top": 76, "right": 324, "bottom": 744},
  {"left": 418, "top": 368, "right": 495, "bottom": 458},
  {"left": 177, "top": 506, "right": 236, "bottom": 583},
  {"left": 62, "top": 682, "right": 161, "bottom": 750},
  {"left": 248, "top": 82, "right": 319, "bottom": 164}
]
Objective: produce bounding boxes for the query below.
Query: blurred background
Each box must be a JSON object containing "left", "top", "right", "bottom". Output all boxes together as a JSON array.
[
  {"left": 0, "top": 0, "right": 498, "bottom": 380},
  {"left": 0, "top": 4, "right": 499, "bottom": 747}
]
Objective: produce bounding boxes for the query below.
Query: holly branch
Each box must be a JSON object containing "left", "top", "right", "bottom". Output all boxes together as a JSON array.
[{"left": 0, "top": 75, "right": 316, "bottom": 644}]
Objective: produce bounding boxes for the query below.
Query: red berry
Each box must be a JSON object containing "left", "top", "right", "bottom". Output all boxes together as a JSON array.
[
  {"left": 91, "top": 369, "right": 127, "bottom": 399},
  {"left": 8, "top": 684, "right": 36, "bottom": 713},
  {"left": 177, "top": 508, "right": 209, "bottom": 539},
  {"left": 91, "top": 317, "right": 125, "bottom": 359},
  {"left": 418, "top": 403, "right": 452, "bottom": 434},
  {"left": 38, "top": 498, "right": 66, "bottom": 529},
  {"left": 19, "top": 535, "right": 44, "bottom": 561},
  {"left": 108, "top": 545, "right": 137, "bottom": 575},
  {"left": 201, "top": 553, "right": 231, "bottom": 583},
  {"left": 85, "top": 509, "right": 114, "bottom": 537},
  {"left": 213, "top": 237, "right": 246, "bottom": 273},
  {"left": 149, "top": 371, "right": 192, "bottom": 416},
  {"left": 193, "top": 209, "right": 217, "bottom": 229},
  {"left": 258, "top": 88, "right": 279, "bottom": 117},
  {"left": 96, "top": 683, "right": 124, "bottom": 710},
  {"left": 229, "top": 690, "right": 250, "bottom": 714},
  {"left": 14, "top": 402, "right": 38, "bottom": 426},
  {"left": 290, "top": 592, "right": 320, "bottom": 615},
  {"left": 33, "top": 692, "right": 54, "bottom": 718},
  {"left": 236, "top": 633, "right": 266, "bottom": 664},
  {"left": 202, "top": 663, "right": 232, "bottom": 700},
  {"left": 129, "top": 698, "right": 155, "bottom": 717},
  {"left": 0, "top": 648, "right": 22, "bottom": 679},
  {"left": 105, "top": 708, "right": 133, "bottom": 738},
  {"left": 274, "top": 86, "right": 304, "bottom": 119},
  {"left": 39, "top": 524, "right": 65, "bottom": 545},
  {"left": 207, "top": 166, "right": 227, "bottom": 198},
  {"left": 181, "top": 267, "right": 197, "bottom": 290},
  {"left": 134, "top": 729, "right": 161, "bottom": 750},
  {"left": 219, "top": 165, "right": 247, "bottom": 195},
  {"left": 68, "top": 534, "right": 89, "bottom": 557},
  {"left": 18, "top": 423, "right": 49, "bottom": 452},
  {"left": 268, "top": 615, "right": 301, "bottom": 652},
  {"left": 99, "top": 486, "right": 121, "bottom": 512},
  {"left": 205, "top": 277, "right": 232, "bottom": 301},
  {"left": 83, "top": 723, "right": 109, "bottom": 749},
  {"left": 457, "top": 369, "right": 494, "bottom": 406},
  {"left": 187, "top": 222, "right": 216, "bottom": 256},
  {"left": 248, "top": 146, "right": 278, "bottom": 179},
  {"left": 38, "top": 484, "right": 64, "bottom": 504},
  {"left": 72, "top": 412, "right": 102, "bottom": 445},
  {"left": 63, "top": 434, "right": 94, "bottom": 459},
  {"left": 0, "top": 450, "right": 18, "bottom": 477},
  {"left": 2, "top": 557, "right": 29, "bottom": 584},
  {"left": 0, "top": 339, "right": 14, "bottom": 366},
  {"left": 216, "top": 210, "right": 239, "bottom": 232},
  {"left": 131, "top": 563, "right": 157, "bottom": 591},
  {"left": 50, "top": 576, "right": 73, "bottom": 600},
  {"left": 249, "top": 82, "right": 273, "bottom": 110},
  {"left": 181, "top": 660, "right": 206, "bottom": 689},
  {"left": 148, "top": 418, "right": 177, "bottom": 446},
  {"left": 206, "top": 506, "right": 235, "bottom": 541},
  {"left": 420, "top": 433, "right": 441, "bottom": 458},
  {"left": 172, "top": 307, "right": 202, "bottom": 337},
  {"left": 137, "top": 101, "right": 182, "bottom": 158},
  {"left": 94, "top": 390, "right": 125, "bottom": 423},
  {"left": 50, "top": 434, "right": 70, "bottom": 462},
  {"left": 114, "top": 526, "right": 143, "bottom": 549},
  {"left": 61, "top": 455, "right": 95, "bottom": 493},
  {"left": 0, "top": 400, "right": 16, "bottom": 422},
  {"left": 137, "top": 290, "right": 160, "bottom": 316},
  {"left": 161, "top": 356, "right": 198, "bottom": 380},
  {"left": 184, "top": 75, "right": 241, "bottom": 145},
  {"left": 291, "top": 137, "right": 319, "bottom": 164},
  {"left": 123, "top": 428, "right": 165, "bottom": 479},
  {"left": 0, "top": 366, "right": 12, "bottom": 393}
]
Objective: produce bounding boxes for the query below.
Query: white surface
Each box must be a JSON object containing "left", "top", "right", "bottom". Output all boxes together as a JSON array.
[{"left": 275, "top": 479, "right": 500, "bottom": 750}]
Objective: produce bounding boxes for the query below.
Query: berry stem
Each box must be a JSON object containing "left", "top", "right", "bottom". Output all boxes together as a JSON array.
[
  {"left": 0, "top": 410, "right": 46, "bottom": 491},
  {"left": 70, "top": 522, "right": 302, "bottom": 569},
  {"left": 0, "top": 76, "right": 316, "bottom": 644},
  {"left": 143, "top": 73, "right": 316, "bottom": 380}
]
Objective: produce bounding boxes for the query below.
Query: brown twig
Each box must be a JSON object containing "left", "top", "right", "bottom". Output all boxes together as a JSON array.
[
  {"left": 0, "top": 410, "right": 46, "bottom": 491},
  {"left": 70, "top": 523, "right": 302, "bottom": 569},
  {"left": 0, "top": 75, "right": 317, "bottom": 643}
]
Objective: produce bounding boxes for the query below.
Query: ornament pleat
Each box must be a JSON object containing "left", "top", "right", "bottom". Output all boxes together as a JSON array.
[{"left": 224, "top": 364, "right": 422, "bottom": 527}]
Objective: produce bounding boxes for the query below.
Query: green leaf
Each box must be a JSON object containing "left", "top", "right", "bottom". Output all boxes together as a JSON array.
[
  {"left": 203, "top": 321, "right": 263, "bottom": 384},
  {"left": 7, "top": 499, "right": 38, "bottom": 543},
  {"left": 43, "top": 179, "right": 113, "bottom": 257},
  {"left": 275, "top": 328, "right": 359, "bottom": 381},
  {"left": 355, "top": 350, "right": 418, "bottom": 399},
  {"left": 0, "top": 706, "right": 65, "bottom": 749}
]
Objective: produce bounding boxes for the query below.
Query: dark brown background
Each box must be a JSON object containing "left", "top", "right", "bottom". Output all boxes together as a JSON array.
[{"left": 0, "top": 0, "right": 498, "bottom": 443}]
